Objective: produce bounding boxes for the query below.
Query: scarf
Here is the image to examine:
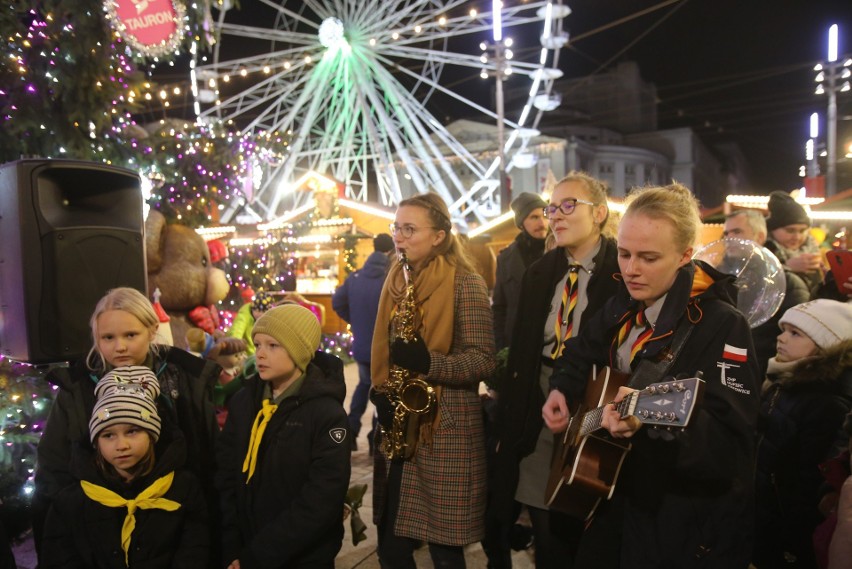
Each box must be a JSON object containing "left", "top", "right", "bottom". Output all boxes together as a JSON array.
[
  {"left": 371, "top": 255, "right": 456, "bottom": 444},
  {"left": 242, "top": 399, "right": 278, "bottom": 483},
  {"left": 81, "top": 472, "right": 181, "bottom": 567}
]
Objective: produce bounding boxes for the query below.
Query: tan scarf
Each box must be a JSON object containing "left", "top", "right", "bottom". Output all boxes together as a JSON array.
[{"left": 371, "top": 255, "right": 456, "bottom": 443}]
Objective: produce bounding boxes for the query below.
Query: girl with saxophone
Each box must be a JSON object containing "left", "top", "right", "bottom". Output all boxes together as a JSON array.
[{"left": 371, "top": 193, "right": 496, "bottom": 568}]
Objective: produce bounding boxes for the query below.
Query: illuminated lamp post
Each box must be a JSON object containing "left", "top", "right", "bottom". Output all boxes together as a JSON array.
[{"left": 815, "top": 24, "right": 851, "bottom": 196}]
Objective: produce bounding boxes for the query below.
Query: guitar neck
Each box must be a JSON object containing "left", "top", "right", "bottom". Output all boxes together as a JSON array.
[{"left": 577, "top": 377, "right": 703, "bottom": 437}]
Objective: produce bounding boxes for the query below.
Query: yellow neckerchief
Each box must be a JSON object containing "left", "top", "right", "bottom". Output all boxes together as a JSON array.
[
  {"left": 81, "top": 472, "right": 180, "bottom": 567},
  {"left": 242, "top": 399, "right": 278, "bottom": 483}
]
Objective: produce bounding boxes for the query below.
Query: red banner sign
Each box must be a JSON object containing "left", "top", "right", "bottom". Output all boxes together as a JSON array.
[{"left": 107, "top": 0, "right": 185, "bottom": 57}]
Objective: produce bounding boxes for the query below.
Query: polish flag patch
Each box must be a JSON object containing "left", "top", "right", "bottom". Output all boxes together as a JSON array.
[{"left": 723, "top": 344, "right": 748, "bottom": 362}]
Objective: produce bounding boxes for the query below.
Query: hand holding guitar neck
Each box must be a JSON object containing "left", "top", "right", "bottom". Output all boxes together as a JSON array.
[{"left": 601, "top": 386, "right": 643, "bottom": 438}]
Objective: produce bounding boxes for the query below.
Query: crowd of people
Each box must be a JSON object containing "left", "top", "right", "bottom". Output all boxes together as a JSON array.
[{"left": 25, "top": 174, "right": 852, "bottom": 569}]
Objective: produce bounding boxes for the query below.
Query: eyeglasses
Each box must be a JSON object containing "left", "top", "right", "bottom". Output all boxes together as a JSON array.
[
  {"left": 389, "top": 223, "right": 434, "bottom": 239},
  {"left": 543, "top": 198, "right": 596, "bottom": 218}
]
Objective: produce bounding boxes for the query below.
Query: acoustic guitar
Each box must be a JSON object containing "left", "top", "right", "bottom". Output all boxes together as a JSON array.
[{"left": 544, "top": 366, "right": 704, "bottom": 520}]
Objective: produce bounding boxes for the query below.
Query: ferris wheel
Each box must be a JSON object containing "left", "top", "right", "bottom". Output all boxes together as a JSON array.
[{"left": 193, "top": 0, "right": 571, "bottom": 225}]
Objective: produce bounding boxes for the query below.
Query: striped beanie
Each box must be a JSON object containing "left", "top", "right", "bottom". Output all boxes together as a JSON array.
[
  {"left": 252, "top": 304, "right": 322, "bottom": 371},
  {"left": 89, "top": 366, "right": 162, "bottom": 443}
]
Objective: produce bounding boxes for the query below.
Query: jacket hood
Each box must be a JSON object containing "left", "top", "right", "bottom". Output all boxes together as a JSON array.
[
  {"left": 245, "top": 350, "right": 346, "bottom": 405},
  {"left": 359, "top": 251, "right": 391, "bottom": 279},
  {"left": 775, "top": 338, "right": 852, "bottom": 396}
]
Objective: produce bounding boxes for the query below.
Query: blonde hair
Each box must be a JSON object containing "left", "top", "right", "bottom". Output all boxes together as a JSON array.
[
  {"left": 623, "top": 182, "right": 701, "bottom": 251},
  {"left": 398, "top": 193, "right": 477, "bottom": 274},
  {"left": 86, "top": 287, "right": 161, "bottom": 371},
  {"left": 555, "top": 171, "right": 611, "bottom": 232}
]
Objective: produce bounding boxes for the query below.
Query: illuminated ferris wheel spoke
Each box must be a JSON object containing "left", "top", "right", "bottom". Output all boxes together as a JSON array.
[{"left": 198, "top": 0, "right": 570, "bottom": 223}]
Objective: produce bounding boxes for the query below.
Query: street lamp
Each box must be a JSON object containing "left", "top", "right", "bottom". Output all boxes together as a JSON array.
[
  {"left": 480, "top": 0, "right": 513, "bottom": 211},
  {"left": 815, "top": 24, "right": 852, "bottom": 196}
]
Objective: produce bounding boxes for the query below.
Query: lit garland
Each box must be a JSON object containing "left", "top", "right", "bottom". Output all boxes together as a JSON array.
[
  {"left": 0, "top": 356, "right": 56, "bottom": 538},
  {"left": 342, "top": 234, "right": 359, "bottom": 275}
]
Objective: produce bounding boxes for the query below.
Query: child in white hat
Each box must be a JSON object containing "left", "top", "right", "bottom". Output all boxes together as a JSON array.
[
  {"left": 40, "top": 366, "right": 209, "bottom": 568},
  {"left": 754, "top": 299, "right": 852, "bottom": 567}
]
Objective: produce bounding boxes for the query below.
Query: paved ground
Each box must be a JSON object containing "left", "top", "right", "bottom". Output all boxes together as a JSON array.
[{"left": 11, "top": 362, "right": 535, "bottom": 568}]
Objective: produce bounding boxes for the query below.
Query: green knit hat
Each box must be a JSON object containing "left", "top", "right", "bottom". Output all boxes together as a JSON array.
[{"left": 252, "top": 304, "right": 322, "bottom": 371}]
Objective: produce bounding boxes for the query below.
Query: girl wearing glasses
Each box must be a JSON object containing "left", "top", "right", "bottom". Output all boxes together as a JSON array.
[
  {"left": 542, "top": 183, "right": 760, "bottom": 567},
  {"left": 371, "top": 193, "right": 496, "bottom": 568},
  {"left": 489, "top": 171, "right": 620, "bottom": 568}
]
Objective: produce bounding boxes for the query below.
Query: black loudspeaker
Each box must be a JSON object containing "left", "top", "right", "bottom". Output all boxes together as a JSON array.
[{"left": 0, "top": 159, "right": 147, "bottom": 364}]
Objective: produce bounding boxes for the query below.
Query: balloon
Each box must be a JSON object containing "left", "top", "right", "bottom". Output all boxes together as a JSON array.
[{"left": 693, "top": 238, "right": 786, "bottom": 328}]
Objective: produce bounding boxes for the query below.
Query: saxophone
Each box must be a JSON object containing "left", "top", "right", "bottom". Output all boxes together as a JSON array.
[{"left": 377, "top": 252, "right": 436, "bottom": 460}]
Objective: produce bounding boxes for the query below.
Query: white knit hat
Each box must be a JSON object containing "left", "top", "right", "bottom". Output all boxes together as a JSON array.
[
  {"left": 89, "top": 366, "right": 161, "bottom": 442},
  {"left": 779, "top": 299, "right": 852, "bottom": 351}
]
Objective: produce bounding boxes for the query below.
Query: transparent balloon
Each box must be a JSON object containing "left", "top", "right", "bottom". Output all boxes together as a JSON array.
[{"left": 693, "top": 238, "right": 786, "bottom": 328}]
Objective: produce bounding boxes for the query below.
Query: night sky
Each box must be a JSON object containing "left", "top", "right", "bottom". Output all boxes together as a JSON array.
[
  {"left": 202, "top": 0, "right": 852, "bottom": 196},
  {"left": 524, "top": 0, "right": 852, "bottom": 194}
]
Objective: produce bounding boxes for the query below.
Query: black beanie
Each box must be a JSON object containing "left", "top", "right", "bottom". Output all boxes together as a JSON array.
[
  {"left": 511, "top": 193, "right": 547, "bottom": 229},
  {"left": 373, "top": 233, "right": 394, "bottom": 253},
  {"left": 766, "top": 191, "right": 809, "bottom": 230}
]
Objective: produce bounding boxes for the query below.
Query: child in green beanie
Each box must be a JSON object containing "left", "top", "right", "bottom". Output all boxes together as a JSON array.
[{"left": 216, "top": 304, "right": 351, "bottom": 569}]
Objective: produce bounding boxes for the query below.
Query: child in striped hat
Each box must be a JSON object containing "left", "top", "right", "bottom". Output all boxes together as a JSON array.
[{"left": 40, "top": 366, "right": 210, "bottom": 568}]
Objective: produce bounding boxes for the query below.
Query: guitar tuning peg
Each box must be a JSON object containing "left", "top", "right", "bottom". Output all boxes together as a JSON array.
[{"left": 674, "top": 382, "right": 685, "bottom": 392}]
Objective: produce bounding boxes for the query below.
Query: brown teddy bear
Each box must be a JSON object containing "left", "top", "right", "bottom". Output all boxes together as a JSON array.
[{"left": 145, "top": 210, "right": 230, "bottom": 349}]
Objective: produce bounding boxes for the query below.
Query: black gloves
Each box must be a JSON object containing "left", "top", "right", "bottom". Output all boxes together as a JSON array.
[
  {"left": 391, "top": 334, "right": 431, "bottom": 375},
  {"left": 370, "top": 387, "right": 395, "bottom": 429}
]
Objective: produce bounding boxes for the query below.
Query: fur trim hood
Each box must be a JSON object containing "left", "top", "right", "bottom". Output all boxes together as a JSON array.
[{"left": 774, "top": 338, "right": 852, "bottom": 396}]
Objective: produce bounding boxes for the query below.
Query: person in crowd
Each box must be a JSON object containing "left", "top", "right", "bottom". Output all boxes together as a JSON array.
[
  {"left": 543, "top": 183, "right": 760, "bottom": 567},
  {"left": 227, "top": 289, "right": 274, "bottom": 355},
  {"left": 332, "top": 233, "right": 394, "bottom": 453},
  {"left": 187, "top": 329, "right": 249, "bottom": 429},
  {"left": 488, "top": 172, "right": 620, "bottom": 568},
  {"left": 827, "top": 414, "right": 852, "bottom": 569},
  {"left": 763, "top": 190, "right": 825, "bottom": 298},
  {"left": 370, "top": 193, "right": 495, "bottom": 568},
  {"left": 33, "top": 287, "right": 220, "bottom": 562},
  {"left": 483, "top": 191, "right": 547, "bottom": 567},
  {"left": 492, "top": 192, "right": 549, "bottom": 351},
  {"left": 216, "top": 304, "right": 350, "bottom": 569},
  {"left": 723, "top": 209, "right": 810, "bottom": 374},
  {"left": 753, "top": 299, "right": 852, "bottom": 568},
  {"left": 41, "top": 367, "right": 209, "bottom": 568}
]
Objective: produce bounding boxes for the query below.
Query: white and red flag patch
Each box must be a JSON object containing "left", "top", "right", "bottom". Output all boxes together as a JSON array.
[{"left": 722, "top": 344, "right": 748, "bottom": 362}]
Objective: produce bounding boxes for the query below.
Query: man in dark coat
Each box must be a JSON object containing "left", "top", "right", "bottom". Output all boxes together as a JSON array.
[
  {"left": 332, "top": 233, "right": 392, "bottom": 451},
  {"left": 492, "top": 192, "right": 548, "bottom": 350}
]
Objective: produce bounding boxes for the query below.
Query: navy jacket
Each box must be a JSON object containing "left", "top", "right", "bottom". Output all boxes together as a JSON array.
[
  {"left": 491, "top": 236, "right": 620, "bottom": 521},
  {"left": 551, "top": 261, "right": 761, "bottom": 567},
  {"left": 216, "top": 351, "right": 351, "bottom": 569},
  {"left": 332, "top": 250, "right": 389, "bottom": 362}
]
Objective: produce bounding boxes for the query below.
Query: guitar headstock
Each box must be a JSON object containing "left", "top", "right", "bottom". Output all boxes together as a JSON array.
[{"left": 625, "top": 378, "right": 704, "bottom": 428}]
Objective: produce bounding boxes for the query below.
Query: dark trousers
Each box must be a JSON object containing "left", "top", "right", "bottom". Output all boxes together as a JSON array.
[
  {"left": 348, "top": 362, "right": 372, "bottom": 436},
  {"left": 527, "top": 505, "right": 583, "bottom": 569},
  {"left": 378, "top": 462, "right": 466, "bottom": 569}
]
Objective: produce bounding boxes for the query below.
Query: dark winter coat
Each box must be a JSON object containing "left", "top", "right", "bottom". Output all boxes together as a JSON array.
[
  {"left": 216, "top": 351, "right": 351, "bottom": 569},
  {"left": 331, "top": 250, "right": 389, "bottom": 363},
  {"left": 491, "top": 231, "right": 546, "bottom": 350},
  {"left": 550, "top": 261, "right": 761, "bottom": 568},
  {"left": 41, "top": 430, "right": 209, "bottom": 569},
  {"left": 491, "top": 236, "right": 620, "bottom": 522},
  {"left": 754, "top": 339, "right": 852, "bottom": 568},
  {"left": 33, "top": 347, "right": 221, "bottom": 560}
]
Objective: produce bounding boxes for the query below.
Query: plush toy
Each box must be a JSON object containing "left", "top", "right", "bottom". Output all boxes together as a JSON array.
[{"left": 145, "top": 210, "right": 230, "bottom": 349}]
